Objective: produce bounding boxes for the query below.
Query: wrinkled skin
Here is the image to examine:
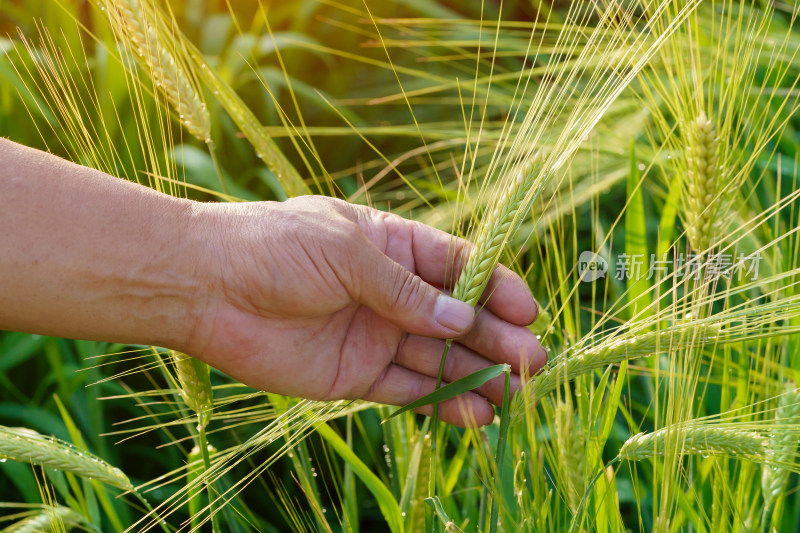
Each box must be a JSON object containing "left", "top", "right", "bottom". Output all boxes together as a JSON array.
[{"left": 188, "top": 196, "right": 547, "bottom": 427}]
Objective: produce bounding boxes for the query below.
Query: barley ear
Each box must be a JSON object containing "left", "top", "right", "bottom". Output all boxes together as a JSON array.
[
  {"left": 531, "top": 324, "right": 719, "bottom": 399},
  {"left": 113, "top": 0, "right": 211, "bottom": 142},
  {"left": 761, "top": 382, "right": 800, "bottom": 518},
  {"left": 1, "top": 506, "right": 84, "bottom": 533},
  {"left": 453, "top": 154, "right": 543, "bottom": 307},
  {"left": 0, "top": 426, "right": 133, "bottom": 491},
  {"left": 173, "top": 351, "right": 214, "bottom": 427},
  {"left": 619, "top": 426, "right": 767, "bottom": 462},
  {"left": 685, "top": 112, "right": 722, "bottom": 254}
]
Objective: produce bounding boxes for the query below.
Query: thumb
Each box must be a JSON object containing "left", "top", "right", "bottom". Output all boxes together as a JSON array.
[{"left": 352, "top": 241, "right": 475, "bottom": 338}]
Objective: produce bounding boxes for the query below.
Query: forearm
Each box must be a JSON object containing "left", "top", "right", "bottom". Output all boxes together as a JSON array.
[{"left": 0, "top": 138, "right": 206, "bottom": 350}]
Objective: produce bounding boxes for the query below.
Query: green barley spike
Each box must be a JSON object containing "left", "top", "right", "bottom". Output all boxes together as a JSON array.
[
  {"left": 685, "top": 112, "right": 723, "bottom": 254},
  {"left": 173, "top": 351, "right": 214, "bottom": 428},
  {"left": 453, "top": 154, "right": 542, "bottom": 306}
]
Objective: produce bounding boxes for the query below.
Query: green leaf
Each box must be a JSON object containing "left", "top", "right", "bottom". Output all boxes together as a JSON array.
[
  {"left": 425, "top": 496, "right": 463, "bottom": 532},
  {"left": 315, "top": 422, "right": 404, "bottom": 533},
  {"left": 169, "top": 145, "right": 259, "bottom": 200},
  {"left": 489, "top": 371, "right": 512, "bottom": 533},
  {"left": 399, "top": 418, "right": 430, "bottom": 513},
  {"left": 598, "top": 361, "right": 628, "bottom": 444},
  {"left": 0, "top": 333, "right": 47, "bottom": 373},
  {"left": 657, "top": 171, "right": 682, "bottom": 260},
  {"left": 383, "top": 364, "right": 510, "bottom": 422},
  {"left": 625, "top": 142, "right": 653, "bottom": 323},
  {"left": 442, "top": 430, "right": 471, "bottom": 495}
]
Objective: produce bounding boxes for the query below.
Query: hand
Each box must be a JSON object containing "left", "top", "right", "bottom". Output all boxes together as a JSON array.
[
  {"left": 185, "top": 196, "right": 547, "bottom": 427},
  {"left": 0, "top": 140, "right": 544, "bottom": 426}
]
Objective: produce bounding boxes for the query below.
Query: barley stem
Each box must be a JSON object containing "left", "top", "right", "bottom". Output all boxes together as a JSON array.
[
  {"left": 133, "top": 493, "right": 172, "bottom": 533},
  {"left": 488, "top": 370, "right": 511, "bottom": 533},
  {"left": 429, "top": 339, "right": 452, "bottom": 533},
  {"left": 197, "top": 423, "right": 220, "bottom": 533}
]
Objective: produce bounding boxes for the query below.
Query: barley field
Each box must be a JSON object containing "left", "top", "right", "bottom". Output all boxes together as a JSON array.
[{"left": 1, "top": 1, "right": 800, "bottom": 532}]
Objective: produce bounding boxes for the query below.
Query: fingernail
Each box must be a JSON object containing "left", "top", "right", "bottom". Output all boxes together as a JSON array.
[{"left": 434, "top": 294, "right": 475, "bottom": 333}]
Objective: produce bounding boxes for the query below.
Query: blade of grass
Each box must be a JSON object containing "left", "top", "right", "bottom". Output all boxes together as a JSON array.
[
  {"left": 488, "top": 369, "right": 511, "bottom": 533},
  {"left": 424, "top": 496, "right": 462, "bottom": 532},
  {"left": 315, "top": 422, "right": 404, "bottom": 533},
  {"left": 384, "top": 364, "right": 510, "bottom": 422},
  {"left": 625, "top": 142, "right": 653, "bottom": 323}
]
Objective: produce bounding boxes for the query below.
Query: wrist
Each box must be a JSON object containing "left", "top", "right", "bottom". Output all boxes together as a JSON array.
[
  {"left": 172, "top": 200, "right": 282, "bottom": 359},
  {"left": 157, "top": 198, "right": 222, "bottom": 355}
]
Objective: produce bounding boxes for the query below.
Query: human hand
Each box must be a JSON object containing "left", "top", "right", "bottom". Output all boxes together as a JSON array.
[{"left": 182, "top": 196, "right": 547, "bottom": 427}]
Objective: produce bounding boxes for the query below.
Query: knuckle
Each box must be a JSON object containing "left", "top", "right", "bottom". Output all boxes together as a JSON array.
[
  {"left": 408, "top": 373, "right": 426, "bottom": 404},
  {"left": 394, "top": 333, "right": 410, "bottom": 362},
  {"left": 390, "top": 269, "right": 425, "bottom": 310},
  {"left": 366, "top": 367, "right": 390, "bottom": 399},
  {"left": 340, "top": 220, "right": 364, "bottom": 243}
]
